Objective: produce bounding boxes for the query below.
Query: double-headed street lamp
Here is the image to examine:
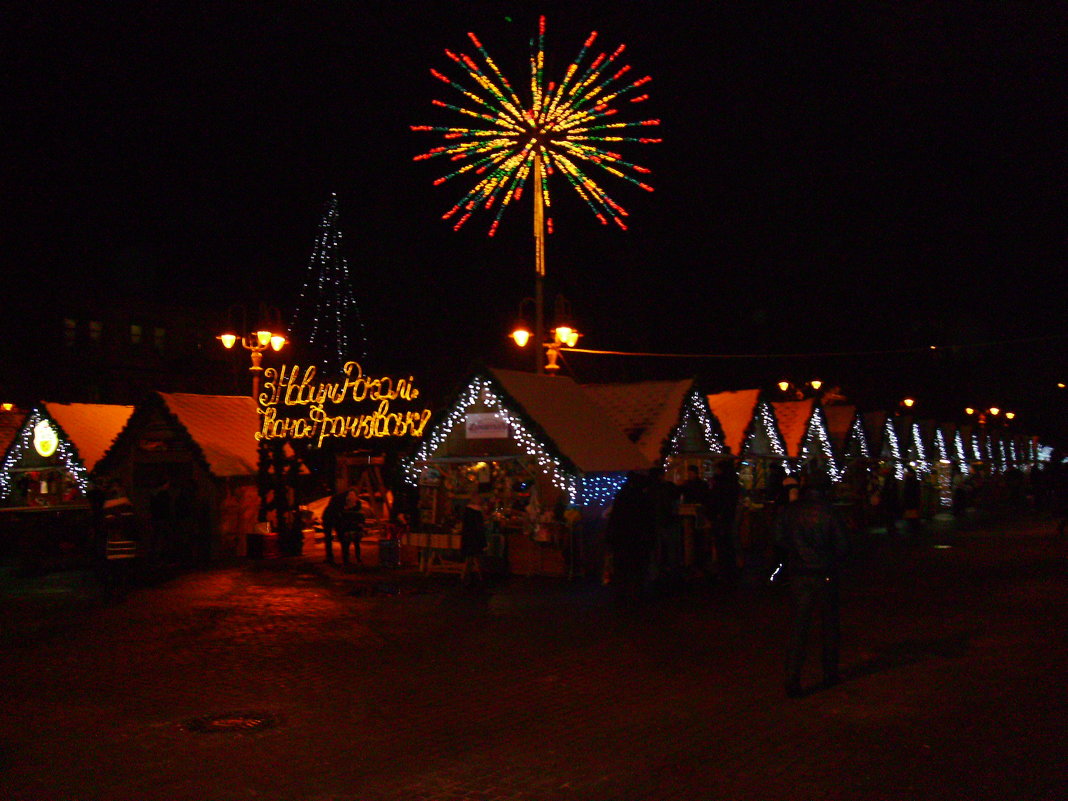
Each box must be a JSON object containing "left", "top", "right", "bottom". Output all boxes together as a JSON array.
[
  {"left": 511, "top": 294, "right": 581, "bottom": 374},
  {"left": 217, "top": 303, "right": 288, "bottom": 400}
]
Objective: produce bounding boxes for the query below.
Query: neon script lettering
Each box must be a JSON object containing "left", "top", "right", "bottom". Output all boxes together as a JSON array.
[{"left": 257, "top": 362, "right": 431, "bottom": 445}]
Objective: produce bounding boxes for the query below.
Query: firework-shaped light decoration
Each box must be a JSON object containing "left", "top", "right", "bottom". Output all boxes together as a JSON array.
[{"left": 412, "top": 16, "right": 660, "bottom": 238}]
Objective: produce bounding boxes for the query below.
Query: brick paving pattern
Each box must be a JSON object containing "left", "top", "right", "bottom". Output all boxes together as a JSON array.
[{"left": 1, "top": 517, "right": 1065, "bottom": 800}]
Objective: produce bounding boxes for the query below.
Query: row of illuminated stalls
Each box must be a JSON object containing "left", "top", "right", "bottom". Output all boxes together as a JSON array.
[
  {"left": 0, "top": 393, "right": 269, "bottom": 570},
  {"left": 404, "top": 368, "right": 650, "bottom": 577}
]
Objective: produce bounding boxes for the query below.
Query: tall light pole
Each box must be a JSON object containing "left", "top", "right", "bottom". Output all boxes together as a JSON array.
[{"left": 533, "top": 150, "right": 547, "bottom": 375}]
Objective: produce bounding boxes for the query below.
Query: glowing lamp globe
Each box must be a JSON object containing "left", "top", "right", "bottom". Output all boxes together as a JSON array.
[
  {"left": 511, "top": 327, "right": 532, "bottom": 348},
  {"left": 270, "top": 335, "right": 286, "bottom": 352},
  {"left": 256, "top": 330, "right": 272, "bottom": 347},
  {"left": 219, "top": 333, "right": 237, "bottom": 349},
  {"left": 989, "top": 407, "right": 1000, "bottom": 416},
  {"left": 903, "top": 398, "right": 915, "bottom": 408},
  {"left": 965, "top": 407, "right": 975, "bottom": 416},
  {"left": 1005, "top": 412, "right": 1016, "bottom": 420},
  {"left": 564, "top": 330, "right": 580, "bottom": 348},
  {"left": 554, "top": 326, "right": 574, "bottom": 345},
  {"left": 778, "top": 381, "right": 790, "bottom": 393},
  {"left": 810, "top": 379, "right": 823, "bottom": 391}
]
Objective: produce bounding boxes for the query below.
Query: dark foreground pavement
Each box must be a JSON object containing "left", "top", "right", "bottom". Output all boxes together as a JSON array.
[{"left": 1, "top": 517, "right": 1065, "bottom": 801}]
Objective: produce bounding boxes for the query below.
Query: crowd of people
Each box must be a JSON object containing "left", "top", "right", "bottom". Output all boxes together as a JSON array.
[{"left": 601, "top": 455, "right": 1067, "bottom": 696}]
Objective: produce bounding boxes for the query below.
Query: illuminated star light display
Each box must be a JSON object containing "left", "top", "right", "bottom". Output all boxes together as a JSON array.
[{"left": 413, "top": 16, "right": 661, "bottom": 236}]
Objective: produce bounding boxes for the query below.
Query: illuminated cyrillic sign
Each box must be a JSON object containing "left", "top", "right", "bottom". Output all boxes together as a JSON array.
[{"left": 257, "top": 362, "right": 432, "bottom": 446}]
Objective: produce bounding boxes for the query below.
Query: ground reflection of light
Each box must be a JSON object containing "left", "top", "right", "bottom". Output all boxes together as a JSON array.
[{"left": 933, "top": 545, "right": 953, "bottom": 549}]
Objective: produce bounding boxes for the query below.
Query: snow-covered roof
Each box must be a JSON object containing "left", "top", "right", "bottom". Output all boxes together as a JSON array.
[
  {"left": 157, "top": 393, "right": 260, "bottom": 477},
  {"left": 581, "top": 379, "right": 694, "bottom": 463},
  {"left": 771, "top": 399, "right": 816, "bottom": 459},
  {"left": 706, "top": 389, "right": 761, "bottom": 457},
  {"left": 487, "top": 369, "right": 650, "bottom": 473},
  {"left": 823, "top": 405, "right": 857, "bottom": 453},
  {"left": 43, "top": 402, "right": 135, "bottom": 472}
]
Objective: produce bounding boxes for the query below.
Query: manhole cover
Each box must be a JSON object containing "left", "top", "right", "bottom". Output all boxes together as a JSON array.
[{"left": 184, "top": 712, "right": 280, "bottom": 733}]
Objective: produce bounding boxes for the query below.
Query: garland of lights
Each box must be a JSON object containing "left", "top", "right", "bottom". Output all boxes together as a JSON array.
[
  {"left": 954, "top": 431, "right": 970, "bottom": 474},
  {"left": 666, "top": 390, "right": 725, "bottom": 462},
  {"left": 578, "top": 474, "right": 627, "bottom": 507},
  {"left": 0, "top": 409, "right": 90, "bottom": 500},
  {"left": 849, "top": 415, "right": 871, "bottom": 459},
  {"left": 884, "top": 418, "right": 904, "bottom": 480},
  {"left": 289, "top": 194, "right": 368, "bottom": 369},
  {"left": 406, "top": 376, "right": 579, "bottom": 501},
  {"left": 910, "top": 423, "right": 930, "bottom": 475},
  {"left": 745, "top": 401, "right": 792, "bottom": 474},
  {"left": 799, "top": 406, "right": 842, "bottom": 482}
]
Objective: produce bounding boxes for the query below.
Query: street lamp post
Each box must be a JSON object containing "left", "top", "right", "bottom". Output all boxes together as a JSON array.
[{"left": 217, "top": 303, "right": 288, "bottom": 401}]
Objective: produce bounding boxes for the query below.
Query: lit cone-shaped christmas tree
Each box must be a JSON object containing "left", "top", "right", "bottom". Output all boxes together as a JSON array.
[{"left": 289, "top": 194, "right": 368, "bottom": 374}]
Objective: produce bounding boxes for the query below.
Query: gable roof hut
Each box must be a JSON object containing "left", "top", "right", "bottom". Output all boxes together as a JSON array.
[
  {"left": 863, "top": 411, "right": 906, "bottom": 480},
  {"left": 406, "top": 368, "right": 650, "bottom": 576},
  {"left": 706, "top": 389, "right": 788, "bottom": 464},
  {"left": 770, "top": 398, "right": 842, "bottom": 481},
  {"left": 1, "top": 402, "right": 134, "bottom": 507},
  {"left": 410, "top": 368, "right": 649, "bottom": 503},
  {"left": 96, "top": 392, "right": 263, "bottom": 559},
  {"left": 824, "top": 404, "right": 870, "bottom": 463}
]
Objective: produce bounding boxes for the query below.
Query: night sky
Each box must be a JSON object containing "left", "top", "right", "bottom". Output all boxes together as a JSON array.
[{"left": 5, "top": 3, "right": 1067, "bottom": 437}]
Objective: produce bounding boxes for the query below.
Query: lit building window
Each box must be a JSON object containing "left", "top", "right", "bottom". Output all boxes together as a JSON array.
[
  {"left": 130, "top": 324, "right": 142, "bottom": 345},
  {"left": 63, "top": 318, "right": 77, "bottom": 346}
]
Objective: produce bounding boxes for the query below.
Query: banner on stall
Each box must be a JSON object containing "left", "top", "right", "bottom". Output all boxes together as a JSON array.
[
  {"left": 465, "top": 413, "right": 509, "bottom": 439},
  {"left": 256, "top": 362, "right": 432, "bottom": 446}
]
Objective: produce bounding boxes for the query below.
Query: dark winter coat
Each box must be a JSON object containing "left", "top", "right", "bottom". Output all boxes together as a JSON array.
[{"left": 774, "top": 490, "right": 848, "bottom": 577}]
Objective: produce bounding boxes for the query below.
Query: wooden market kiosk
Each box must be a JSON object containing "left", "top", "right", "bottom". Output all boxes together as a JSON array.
[
  {"left": 96, "top": 392, "right": 262, "bottom": 562},
  {"left": 0, "top": 402, "right": 134, "bottom": 569},
  {"left": 406, "top": 368, "right": 649, "bottom": 577}
]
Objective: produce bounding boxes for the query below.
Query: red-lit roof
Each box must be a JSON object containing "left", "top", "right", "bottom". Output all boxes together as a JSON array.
[
  {"left": 706, "top": 389, "right": 761, "bottom": 457},
  {"left": 771, "top": 399, "right": 816, "bottom": 459},
  {"left": 157, "top": 393, "right": 259, "bottom": 477},
  {"left": 43, "top": 402, "right": 135, "bottom": 471}
]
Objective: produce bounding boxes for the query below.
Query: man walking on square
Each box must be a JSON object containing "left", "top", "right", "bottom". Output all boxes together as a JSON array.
[{"left": 774, "top": 474, "right": 849, "bottom": 698}]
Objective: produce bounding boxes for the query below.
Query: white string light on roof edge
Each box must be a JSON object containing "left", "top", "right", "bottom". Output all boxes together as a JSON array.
[
  {"left": 0, "top": 409, "right": 89, "bottom": 499},
  {"left": 405, "top": 377, "right": 579, "bottom": 501}
]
